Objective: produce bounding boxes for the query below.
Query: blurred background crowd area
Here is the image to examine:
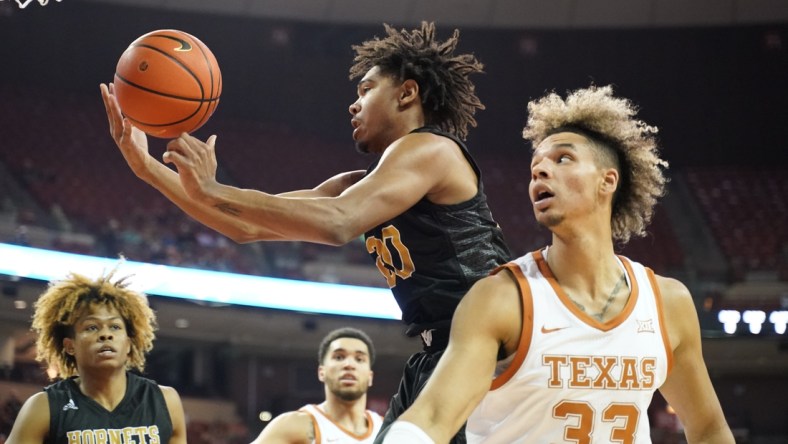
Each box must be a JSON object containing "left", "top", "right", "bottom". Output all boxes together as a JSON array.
[{"left": 1, "top": 1, "right": 787, "bottom": 442}]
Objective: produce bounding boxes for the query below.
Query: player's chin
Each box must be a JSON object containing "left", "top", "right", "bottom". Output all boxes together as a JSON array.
[
  {"left": 355, "top": 141, "right": 370, "bottom": 154},
  {"left": 336, "top": 390, "right": 365, "bottom": 402},
  {"left": 535, "top": 212, "right": 563, "bottom": 229}
]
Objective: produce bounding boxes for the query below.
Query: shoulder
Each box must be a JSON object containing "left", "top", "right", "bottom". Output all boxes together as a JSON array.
[
  {"left": 652, "top": 274, "right": 698, "bottom": 351},
  {"left": 157, "top": 384, "right": 185, "bottom": 416},
  {"left": 157, "top": 384, "right": 187, "bottom": 439},
  {"left": 274, "top": 410, "right": 316, "bottom": 429},
  {"left": 21, "top": 390, "right": 50, "bottom": 412},
  {"left": 455, "top": 271, "right": 522, "bottom": 343},
  {"left": 252, "top": 410, "right": 315, "bottom": 444},
  {"left": 158, "top": 384, "right": 182, "bottom": 404},
  {"left": 653, "top": 274, "right": 693, "bottom": 312},
  {"left": 462, "top": 270, "right": 519, "bottom": 309},
  {"left": 364, "top": 132, "right": 455, "bottom": 178},
  {"left": 384, "top": 131, "right": 463, "bottom": 161},
  {"left": 7, "top": 391, "right": 50, "bottom": 441}
]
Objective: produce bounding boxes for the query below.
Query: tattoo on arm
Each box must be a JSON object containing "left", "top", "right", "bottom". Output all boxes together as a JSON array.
[
  {"left": 215, "top": 203, "right": 241, "bottom": 216},
  {"left": 307, "top": 422, "right": 315, "bottom": 441}
]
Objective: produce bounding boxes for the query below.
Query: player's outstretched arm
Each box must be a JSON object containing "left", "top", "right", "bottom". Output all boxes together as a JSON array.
[
  {"left": 101, "top": 83, "right": 357, "bottom": 243},
  {"left": 382, "top": 271, "right": 522, "bottom": 443},
  {"left": 656, "top": 275, "right": 735, "bottom": 444},
  {"left": 161, "top": 131, "right": 469, "bottom": 245},
  {"left": 249, "top": 411, "right": 314, "bottom": 444},
  {"left": 104, "top": 81, "right": 464, "bottom": 246},
  {"left": 6, "top": 392, "right": 50, "bottom": 444}
]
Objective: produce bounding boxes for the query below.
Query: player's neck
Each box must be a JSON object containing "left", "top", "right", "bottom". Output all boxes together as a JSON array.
[
  {"left": 75, "top": 369, "right": 128, "bottom": 412},
  {"left": 389, "top": 111, "right": 426, "bottom": 145},
  {"left": 545, "top": 235, "right": 619, "bottom": 298},
  {"left": 321, "top": 397, "right": 369, "bottom": 432}
]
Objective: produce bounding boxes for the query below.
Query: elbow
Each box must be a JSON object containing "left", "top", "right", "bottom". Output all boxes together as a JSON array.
[
  {"left": 230, "top": 234, "right": 257, "bottom": 244},
  {"left": 225, "top": 223, "right": 270, "bottom": 244},
  {"left": 323, "top": 230, "right": 358, "bottom": 247},
  {"left": 321, "top": 214, "right": 362, "bottom": 246},
  {"left": 225, "top": 231, "right": 256, "bottom": 244}
]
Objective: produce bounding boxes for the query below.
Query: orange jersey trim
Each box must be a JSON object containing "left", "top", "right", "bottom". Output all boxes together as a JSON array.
[
  {"left": 302, "top": 408, "right": 322, "bottom": 444},
  {"left": 646, "top": 268, "right": 674, "bottom": 375},
  {"left": 533, "top": 249, "right": 639, "bottom": 332},
  {"left": 311, "top": 404, "right": 376, "bottom": 441},
  {"left": 490, "top": 262, "right": 534, "bottom": 390}
]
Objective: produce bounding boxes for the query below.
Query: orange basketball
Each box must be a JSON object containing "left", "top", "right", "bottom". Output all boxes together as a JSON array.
[{"left": 113, "top": 29, "right": 222, "bottom": 139}]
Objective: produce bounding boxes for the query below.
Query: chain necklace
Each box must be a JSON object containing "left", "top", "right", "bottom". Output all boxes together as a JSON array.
[{"left": 569, "top": 273, "right": 628, "bottom": 322}]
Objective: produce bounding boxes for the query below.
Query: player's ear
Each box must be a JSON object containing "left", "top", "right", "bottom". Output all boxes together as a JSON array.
[
  {"left": 398, "top": 79, "right": 419, "bottom": 107},
  {"left": 600, "top": 167, "right": 619, "bottom": 197},
  {"left": 368, "top": 370, "right": 374, "bottom": 387},
  {"left": 317, "top": 365, "right": 326, "bottom": 383}
]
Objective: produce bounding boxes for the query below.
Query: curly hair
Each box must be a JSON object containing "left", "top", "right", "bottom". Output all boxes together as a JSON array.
[
  {"left": 349, "top": 21, "right": 484, "bottom": 141},
  {"left": 522, "top": 85, "right": 669, "bottom": 244},
  {"left": 31, "top": 269, "right": 157, "bottom": 379},
  {"left": 318, "top": 327, "right": 376, "bottom": 366}
]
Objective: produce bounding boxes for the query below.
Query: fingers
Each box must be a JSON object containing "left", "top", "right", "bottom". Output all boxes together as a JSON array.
[
  {"left": 100, "top": 83, "right": 114, "bottom": 129},
  {"left": 101, "top": 83, "right": 124, "bottom": 141},
  {"left": 163, "top": 137, "right": 187, "bottom": 165},
  {"left": 163, "top": 134, "right": 217, "bottom": 169},
  {"left": 121, "top": 117, "right": 133, "bottom": 142}
]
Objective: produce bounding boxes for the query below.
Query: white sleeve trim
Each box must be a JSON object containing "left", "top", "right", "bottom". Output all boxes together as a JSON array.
[{"left": 382, "top": 421, "right": 435, "bottom": 444}]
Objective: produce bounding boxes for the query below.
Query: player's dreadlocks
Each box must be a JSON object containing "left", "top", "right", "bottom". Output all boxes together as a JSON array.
[
  {"left": 523, "top": 85, "right": 669, "bottom": 244},
  {"left": 32, "top": 269, "right": 157, "bottom": 379},
  {"left": 350, "top": 21, "right": 484, "bottom": 141}
]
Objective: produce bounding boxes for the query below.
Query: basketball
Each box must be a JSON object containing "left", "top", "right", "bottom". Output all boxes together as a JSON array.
[{"left": 113, "top": 29, "right": 222, "bottom": 139}]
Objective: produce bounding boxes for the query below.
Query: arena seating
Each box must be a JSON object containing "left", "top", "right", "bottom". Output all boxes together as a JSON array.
[
  {"left": 1, "top": 86, "right": 783, "bottom": 284},
  {"left": 685, "top": 166, "right": 788, "bottom": 279}
]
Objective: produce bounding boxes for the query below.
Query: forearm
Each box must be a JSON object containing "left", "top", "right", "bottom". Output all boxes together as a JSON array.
[
  {"left": 144, "top": 162, "right": 284, "bottom": 243},
  {"left": 204, "top": 183, "right": 362, "bottom": 245},
  {"left": 394, "top": 351, "right": 494, "bottom": 442},
  {"left": 685, "top": 421, "right": 735, "bottom": 444}
]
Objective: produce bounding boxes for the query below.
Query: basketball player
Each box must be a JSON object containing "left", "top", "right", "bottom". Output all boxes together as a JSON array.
[
  {"left": 6, "top": 271, "right": 187, "bottom": 444},
  {"left": 101, "top": 22, "right": 510, "bottom": 443},
  {"left": 379, "top": 85, "right": 735, "bottom": 443},
  {"left": 251, "top": 327, "right": 382, "bottom": 444}
]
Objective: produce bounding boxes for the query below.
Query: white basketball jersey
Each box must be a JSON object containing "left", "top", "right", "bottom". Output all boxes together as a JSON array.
[
  {"left": 466, "top": 249, "right": 673, "bottom": 444},
  {"left": 299, "top": 403, "right": 383, "bottom": 444}
]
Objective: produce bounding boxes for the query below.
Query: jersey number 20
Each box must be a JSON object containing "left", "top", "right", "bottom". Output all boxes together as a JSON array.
[{"left": 366, "top": 225, "right": 415, "bottom": 288}]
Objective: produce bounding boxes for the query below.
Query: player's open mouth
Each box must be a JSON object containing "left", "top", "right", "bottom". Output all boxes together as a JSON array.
[
  {"left": 536, "top": 191, "right": 553, "bottom": 201},
  {"left": 532, "top": 185, "right": 555, "bottom": 211},
  {"left": 351, "top": 119, "right": 362, "bottom": 140},
  {"left": 98, "top": 345, "right": 116, "bottom": 356}
]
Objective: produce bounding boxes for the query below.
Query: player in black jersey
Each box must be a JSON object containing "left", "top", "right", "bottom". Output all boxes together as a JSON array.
[
  {"left": 102, "top": 22, "right": 510, "bottom": 443},
  {"left": 7, "top": 270, "right": 186, "bottom": 444}
]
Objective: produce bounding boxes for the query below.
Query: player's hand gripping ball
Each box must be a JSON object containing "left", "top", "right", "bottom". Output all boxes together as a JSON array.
[{"left": 113, "top": 29, "right": 222, "bottom": 139}]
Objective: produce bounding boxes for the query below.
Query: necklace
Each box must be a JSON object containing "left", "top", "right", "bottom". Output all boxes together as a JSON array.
[{"left": 569, "top": 273, "right": 628, "bottom": 322}]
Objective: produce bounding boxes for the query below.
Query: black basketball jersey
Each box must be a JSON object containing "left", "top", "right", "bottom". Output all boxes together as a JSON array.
[
  {"left": 45, "top": 372, "right": 173, "bottom": 444},
  {"left": 364, "top": 126, "right": 511, "bottom": 330}
]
